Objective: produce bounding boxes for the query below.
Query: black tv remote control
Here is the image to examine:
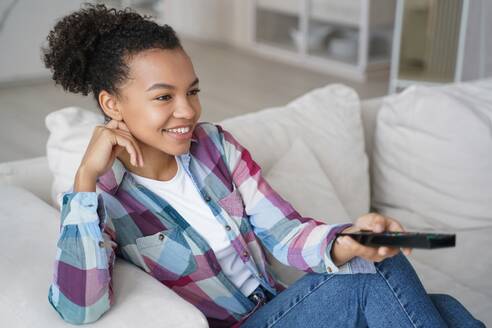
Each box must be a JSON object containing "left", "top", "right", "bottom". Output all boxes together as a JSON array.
[{"left": 335, "top": 230, "right": 456, "bottom": 249}]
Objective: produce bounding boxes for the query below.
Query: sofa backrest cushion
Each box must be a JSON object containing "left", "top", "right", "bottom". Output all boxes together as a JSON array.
[
  {"left": 371, "top": 78, "right": 492, "bottom": 230},
  {"left": 261, "top": 137, "right": 350, "bottom": 287}
]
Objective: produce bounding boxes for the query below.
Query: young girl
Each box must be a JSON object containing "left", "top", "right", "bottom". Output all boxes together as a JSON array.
[{"left": 43, "top": 4, "right": 484, "bottom": 328}]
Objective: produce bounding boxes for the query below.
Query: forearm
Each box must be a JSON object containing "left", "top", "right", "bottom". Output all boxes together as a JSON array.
[{"left": 74, "top": 166, "right": 97, "bottom": 192}]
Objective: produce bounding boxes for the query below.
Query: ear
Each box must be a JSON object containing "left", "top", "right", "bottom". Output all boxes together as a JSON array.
[{"left": 98, "top": 90, "right": 123, "bottom": 121}]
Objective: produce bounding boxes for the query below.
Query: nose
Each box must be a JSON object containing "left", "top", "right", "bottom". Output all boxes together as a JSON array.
[{"left": 173, "top": 97, "right": 196, "bottom": 120}]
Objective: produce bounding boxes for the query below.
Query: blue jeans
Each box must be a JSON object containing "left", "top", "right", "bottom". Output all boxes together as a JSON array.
[{"left": 240, "top": 252, "right": 485, "bottom": 327}]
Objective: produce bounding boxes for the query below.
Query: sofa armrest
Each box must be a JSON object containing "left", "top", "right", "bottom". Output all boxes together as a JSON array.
[
  {"left": 0, "top": 156, "right": 52, "bottom": 205},
  {"left": 108, "top": 258, "right": 209, "bottom": 327},
  {"left": 0, "top": 185, "right": 209, "bottom": 327}
]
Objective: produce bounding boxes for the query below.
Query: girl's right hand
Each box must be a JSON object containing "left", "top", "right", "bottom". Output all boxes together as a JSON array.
[
  {"left": 75, "top": 119, "right": 144, "bottom": 190},
  {"left": 335, "top": 213, "right": 411, "bottom": 264}
]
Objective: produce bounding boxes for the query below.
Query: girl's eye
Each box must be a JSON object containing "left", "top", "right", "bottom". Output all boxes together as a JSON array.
[
  {"left": 188, "top": 88, "right": 201, "bottom": 96},
  {"left": 156, "top": 89, "right": 200, "bottom": 101},
  {"left": 156, "top": 95, "right": 172, "bottom": 101}
]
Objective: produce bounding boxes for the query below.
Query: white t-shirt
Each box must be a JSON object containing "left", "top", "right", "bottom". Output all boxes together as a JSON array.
[{"left": 129, "top": 156, "right": 259, "bottom": 297}]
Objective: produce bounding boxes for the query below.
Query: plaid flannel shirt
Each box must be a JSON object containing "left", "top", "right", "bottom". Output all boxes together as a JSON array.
[{"left": 48, "top": 121, "right": 376, "bottom": 327}]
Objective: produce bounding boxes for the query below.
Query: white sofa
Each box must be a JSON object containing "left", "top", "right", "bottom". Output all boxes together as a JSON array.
[{"left": 1, "top": 83, "right": 490, "bottom": 327}]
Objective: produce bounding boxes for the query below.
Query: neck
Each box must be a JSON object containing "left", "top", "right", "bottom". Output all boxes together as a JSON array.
[{"left": 118, "top": 141, "right": 178, "bottom": 181}]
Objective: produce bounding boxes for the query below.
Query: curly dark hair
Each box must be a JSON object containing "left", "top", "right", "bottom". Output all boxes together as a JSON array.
[{"left": 41, "top": 2, "right": 182, "bottom": 113}]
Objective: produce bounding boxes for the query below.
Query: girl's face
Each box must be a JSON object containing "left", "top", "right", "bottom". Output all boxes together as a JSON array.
[{"left": 113, "top": 47, "right": 202, "bottom": 156}]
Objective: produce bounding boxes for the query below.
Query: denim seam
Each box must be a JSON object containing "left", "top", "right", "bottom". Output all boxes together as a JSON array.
[
  {"left": 357, "top": 273, "right": 365, "bottom": 320},
  {"left": 268, "top": 274, "right": 336, "bottom": 328},
  {"left": 375, "top": 265, "right": 418, "bottom": 328}
]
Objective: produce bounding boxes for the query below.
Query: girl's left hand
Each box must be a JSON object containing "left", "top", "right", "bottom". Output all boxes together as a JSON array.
[{"left": 338, "top": 213, "right": 413, "bottom": 262}]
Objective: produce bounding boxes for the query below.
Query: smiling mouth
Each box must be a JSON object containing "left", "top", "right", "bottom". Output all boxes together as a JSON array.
[
  {"left": 161, "top": 127, "right": 191, "bottom": 133},
  {"left": 161, "top": 126, "right": 194, "bottom": 139},
  {"left": 161, "top": 123, "right": 194, "bottom": 132}
]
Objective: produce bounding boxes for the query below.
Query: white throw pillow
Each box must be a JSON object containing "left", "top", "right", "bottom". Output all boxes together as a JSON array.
[
  {"left": 263, "top": 137, "right": 350, "bottom": 286},
  {"left": 220, "top": 84, "right": 370, "bottom": 220},
  {"left": 45, "top": 107, "right": 103, "bottom": 209},
  {"left": 371, "top": 79, "right": 492, "bottom": 231}
]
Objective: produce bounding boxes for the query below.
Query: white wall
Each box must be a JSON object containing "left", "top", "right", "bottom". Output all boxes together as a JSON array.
[
  {"left": 0, "top": 0, "right": 86, "bottom": 83},
  {"left": 158, "top": 0, "right": 251, "bottom": 47},
  {"left": 0, "top": 0, "right": 244, "bottom": 84}
]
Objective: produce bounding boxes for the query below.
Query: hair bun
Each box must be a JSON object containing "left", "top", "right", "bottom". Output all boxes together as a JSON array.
[
  {"left": 42, "top": 4, "right": 130, "bottom": 95},
  {"left": 41, "top": 2, "right": 181, "bottom": 111}
]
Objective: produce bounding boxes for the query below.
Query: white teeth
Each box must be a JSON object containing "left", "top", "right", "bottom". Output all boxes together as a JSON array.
[{"left": 164, "top": 126, "right": 190, "bottom": 134}]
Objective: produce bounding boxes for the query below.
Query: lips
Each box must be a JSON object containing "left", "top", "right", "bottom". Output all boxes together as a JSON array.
[
  {"left": 161, "top": 125, "right": 194, "bottom": 140},
  {"left": 162, "top": 124, "right": 193, "bottom": 131}
]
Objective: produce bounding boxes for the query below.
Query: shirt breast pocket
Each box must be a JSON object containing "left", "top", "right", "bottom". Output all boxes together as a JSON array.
[
  {"left": 135, "top": 228, "right": 198, "bottom": 280},
  {"left": 218, "top": 187, "right": 245, "bottom": 218}
]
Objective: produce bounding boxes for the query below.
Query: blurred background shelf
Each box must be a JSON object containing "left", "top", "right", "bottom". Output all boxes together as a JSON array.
[
  {"left": 251, "top": 0, "right": 396, "bottom": 81},
  {"left": 257, "top": 0, "right": 362, "bottom": 27}
]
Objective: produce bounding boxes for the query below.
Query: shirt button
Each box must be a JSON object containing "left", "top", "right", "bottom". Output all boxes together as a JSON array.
[
  {"left": 98, "top": 241, "right": 104, "bottom": 248},
  {"left": 225, "top": 225, "right": 231, "bottom": 231},
  {"left": 204, "top": 195, "right": 211, "bottom": 202},
  {"left": 158, "top": 233, "right": 165, "bottom": 241},
  {"left": 242, "top": 251, "right": 249, "bottom": 258}
]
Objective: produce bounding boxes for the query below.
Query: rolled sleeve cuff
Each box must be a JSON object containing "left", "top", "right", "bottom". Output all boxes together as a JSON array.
[
  {"left": 60, "top": 192, "right": 100, "bottom": 226},
  {"left": 323, "top": 223, "right": 376, "bottom": 274},
  {"left": 348, "top": 256, "right": 377, "bottom": 274},
  {"left": 323, "top": 223, "right": 353, "bottom": 274}
]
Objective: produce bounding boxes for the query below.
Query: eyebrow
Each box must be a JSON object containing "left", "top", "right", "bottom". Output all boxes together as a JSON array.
[{"left": 145, "top": 77, "right": 199, "bottom": 92}]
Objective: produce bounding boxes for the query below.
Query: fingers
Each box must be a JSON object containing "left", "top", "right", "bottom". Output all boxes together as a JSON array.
[
  {"left": 116, "top": 120, "right": 131, "bottom": 132},
  {"left": 340, "top": 235, "right": 401, "bottom": 263},
  {"left": 105, "top": 119, "right": 130, "bottom": 132},
  {"left": 340, "top": 236, "right": 384, "bottom": 262},
  {"left": 386, "top": 217, "right": 413, "bottom": 256},
  {"left": 377, "top": 246, "right": 400, "bottom": 258},
  {"left": 112, "top": 129, "right": 144, "bottom": 166},
  {"left": 104, "top": 119, "right": 119, "bottom": 129},
  {"left": 378, "top": 246, "right": 390, "bottom": 256},
  {"left": 113, "top": 134, "right": 138, "bottom": 167},
  {"left": 356, "top": 213, "right": 386, "bottom": 232},
  {"left": 387, "top": 217, "right": 405, "bottom": 233},
  {"left": 365, "top": 244, "right": 400, "bottom": 262},
  {"left": 110, "top": 131, "right": 142, "bottom": 167},
  {"left": 104, "top": 119, "right": 144, "bottom": 167},
  {"left": 355, "top": 213, "right": 413, "bottom": 257}
]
